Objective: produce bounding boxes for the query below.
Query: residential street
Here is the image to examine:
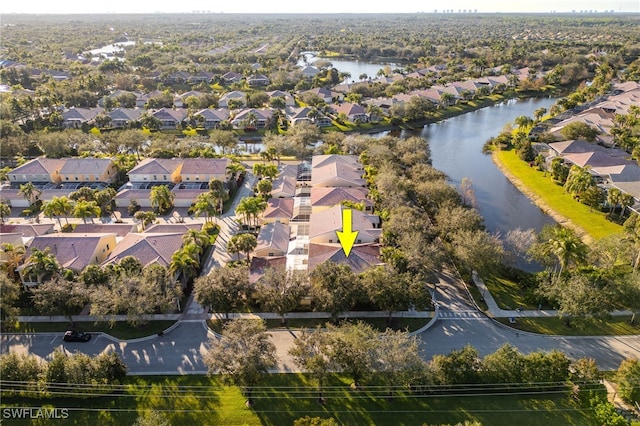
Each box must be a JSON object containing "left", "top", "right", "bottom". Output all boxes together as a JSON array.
[{"left": 2, "top": 164, "right": 639, "bottom": 375}]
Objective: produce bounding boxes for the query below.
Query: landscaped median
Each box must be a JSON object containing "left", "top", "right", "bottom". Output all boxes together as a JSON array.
[{"left": 493, "top": 148, "right": 623, "bottom": 241}]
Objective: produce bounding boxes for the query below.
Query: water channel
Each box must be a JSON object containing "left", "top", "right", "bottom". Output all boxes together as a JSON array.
[{"left": 374, "top": 97, "right": 558, "bottom": 270}]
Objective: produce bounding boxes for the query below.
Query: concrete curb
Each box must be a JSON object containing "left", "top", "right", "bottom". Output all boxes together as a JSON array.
[{"left": 410, "top": 290, "right": 439, "bottom": 336}]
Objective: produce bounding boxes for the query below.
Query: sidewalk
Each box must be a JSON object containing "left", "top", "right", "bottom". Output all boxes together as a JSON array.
[{"left": 16, "top": 310, "right": 434, "bottom": 323}]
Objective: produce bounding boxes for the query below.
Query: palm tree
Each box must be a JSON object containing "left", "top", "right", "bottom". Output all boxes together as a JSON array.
[
  {"left": 193, "top": 192, "right": 218, "bottom": 223},
  {"left": 43, "top": 196, "right": 73, "bottom": 228},
  {"left": 607, "top": 187, "right": 623, "bottom": 218},
  {"left": 170, "top": 249, "right": 200, "bottom": 288},
  {"left": 235, "top": 196, "right": 266, "bottom": 229},
  {"left": 0, "top": 202, "right": 10, "bottom": 224},
  {"left": 133, "top": 210, "right": 157, "bottom": 230},
  {"left": 256, "top": 179, "right": 272, "bottom": 200},
  {"left": 227, "top": 233, "right": 257, "bottom": 262},
  {"left": 18, "top": 182, "right": 40, "bottom": 205},
  {"left": 183, "top": 229, "right": 210, "bottom": 255},
  {"left": 23, "top": 247, "right": 61, "bottom": 284},
  {"left": 564, "top": 165, "right": 594, "bottom": 201},
  {"left": 1, "top": 243, "right": 25, "bottom": 281},
  {"left": 149, "top": 185, "right": 174, "bottom": 215},
  {"left": 541, "top": 225, "right": 588, "bottom": 276},
  {"left": 225, "top": 162, "right": 246, "bottom": 191},
  {"left": 73, "top": 200, "right": 101, "bottom": 224},
  {"left": 208, "top": 179, "right": 229, "bottom": 213}
]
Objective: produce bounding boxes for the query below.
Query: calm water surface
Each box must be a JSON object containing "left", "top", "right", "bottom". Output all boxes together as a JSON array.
[{"left": 377, "top": 97, "right": 558, "bottom": 270}]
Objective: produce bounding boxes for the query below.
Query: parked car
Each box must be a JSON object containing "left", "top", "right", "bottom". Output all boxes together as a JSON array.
[{"left": 63, "top": 330, "right": 91, "bottom": 342}]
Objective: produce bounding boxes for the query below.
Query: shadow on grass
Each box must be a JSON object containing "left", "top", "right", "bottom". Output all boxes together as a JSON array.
[{"left": 252, "top": 374, "right": 591, "bottom": 426}]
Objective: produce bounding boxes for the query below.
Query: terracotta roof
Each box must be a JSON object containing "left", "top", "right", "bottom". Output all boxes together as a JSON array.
[
  {"left": 72, "top": 223, "right": 137, "bottom": 237},
  {"left": 28, "top": 233, "right": 116, "bottom": 271},
  {"left": 144, "top": 223, "right": 203, "bottom": 233},
  {"left": 311, "top": 155, "right": 360, "bottom": 169},
  {"left": 249, "top": 256, "right": 286, "bottom": 284},
  {"left": 255, "top": 222, "right": 290, "bottom": 255},
  {"left": 0, "top": 223, "right": 55, "bottom": 237},
  {"left": 263, "top": 198, "right": 294, "bottom": 219},
  {"left": 59, "top": 158, "right": 114, "bottom": 176},
  {"left": 271, "top": 176, "right": 297, "bottom": 198},
  {"left": 128, "top": 158, "right": 183, "bottom": 176},
  {"left": 563, "top": 151, "right": 630, "bottom": 169},
  {"left": 310, "top": 187, "right": 371, "bottom": 207},
  {"left": 179, "top": 158, "right": 229, "bottom": 176},
  {"left": 307, "top": 243, "right": 381, "bottom": 273},
  {"left": 311, "top": 162, "right": 365, "bottom": 187},
  {"left": 309, "top": 205, "right": 379, "bottom": 240},
  {"left": 102, "top": 232, "right": 184, "bottom": 268},
  {"left": 9, "top": 158, "right": 66, "bottom": 178}
]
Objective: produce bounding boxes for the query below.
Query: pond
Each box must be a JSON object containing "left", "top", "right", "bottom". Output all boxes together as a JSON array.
[{"left": 374, "top": 97, "right": 559, "bottom": 270}]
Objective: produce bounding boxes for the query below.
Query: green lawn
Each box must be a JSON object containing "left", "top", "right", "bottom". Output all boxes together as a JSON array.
[
  {"left": 483, "top": 275, "right": 537, "bottom": 311},
  {"left": 13, "top": 320, "right": 177, "bottom": 340},
  {"left": 495, "top": 149, "right": 622, "bottom": 240},
  {"left": 0, "top": 374, "right": 596, "bottom": 426},
  {"left": 497, "top": 315, "right": 640, "bottom": 336}
]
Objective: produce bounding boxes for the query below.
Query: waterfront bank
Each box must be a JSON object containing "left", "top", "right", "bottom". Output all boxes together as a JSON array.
[{"left": 492, "top": 148, "right": 623, "bottom": 242}]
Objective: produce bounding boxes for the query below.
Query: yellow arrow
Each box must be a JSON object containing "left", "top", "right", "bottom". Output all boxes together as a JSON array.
[{"left": 336, "top": 208, "right": 359, "bottom": 257}]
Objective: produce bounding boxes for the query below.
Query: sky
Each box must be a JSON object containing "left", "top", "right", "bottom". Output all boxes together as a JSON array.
[{"left": 0, "top": 0, "right": 638, "bottom": 14}]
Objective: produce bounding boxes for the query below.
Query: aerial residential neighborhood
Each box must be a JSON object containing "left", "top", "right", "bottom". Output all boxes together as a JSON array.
[{"left": 1, "top": 10, "right": 640, "bottom": 426}]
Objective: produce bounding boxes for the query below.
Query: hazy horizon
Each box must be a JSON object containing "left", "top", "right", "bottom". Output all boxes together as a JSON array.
[{"left": 1, "top": 0, "right": 637, "bottom": 15}]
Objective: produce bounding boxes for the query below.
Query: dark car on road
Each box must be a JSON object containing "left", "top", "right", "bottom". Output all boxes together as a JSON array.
[{"left": 63, "top": 330, "right": 91, "bottom": 342}]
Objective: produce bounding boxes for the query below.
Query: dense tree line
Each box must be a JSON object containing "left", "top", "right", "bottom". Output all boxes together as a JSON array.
[{"left": 0, "top": 350, "right": 127, "bottom": 398}]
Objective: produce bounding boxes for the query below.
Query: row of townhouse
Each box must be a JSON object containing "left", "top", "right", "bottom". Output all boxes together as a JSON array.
[
  {"left": 539, "top": 81, "right": 640, "bottom": 211},
  {"left": 250, "top": 155, "right": 381, "bottom": 285},
  {"left": 0, "top": 156, "right": 230, "bottom": 210},
  {"left": 0, "top": 222, "right": 202, "bottom": 289}
]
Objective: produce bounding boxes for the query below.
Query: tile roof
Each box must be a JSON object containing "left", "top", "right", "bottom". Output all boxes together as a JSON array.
[
  {"left": 28, "top": 233, "right": 116, "bottom": 271},
  {"left": 271, "top": 176, "right": 297, "bottom": 198},
  {"left": 307, "top": 243, "right": 381, "bottom": 273},
  {"left": 311, "top": 162, "right": 365, "bottom": 187},
  {"left": 311, "top": 155, "right": 360, "bottom": 169},
  {"left": 9, "top": 158, "right": 66, "bottom": 177},
  {"left": 72, "top": 223, "right": 137, "bottom": 237},
  {"left": 249, "top": 256, "right": 287, "bottom": 284},
  {"left": 144, "top": 223, "right": 203, "bottom": 233},
  {"left": 309, "top": 205, "right": 379, "bottom": 240},
  {"left": 0, "top": 223, "right": 55, "bottom": 237},
  {"left": 263, "top": 198, "right": 294, "bottom": 219},
  {"left": 128, "top": 158, "right": 183, "bottom": 176},
  {"left": 310, "top": 186, "right": 371, "bottom": 207},
  {"left": 102, "top": 232, "right": 184, "bottom": 268},
  {"left": 255, "top": 221, "right": 290, "bottom": 255},
  {"left": 59, "top": 158, "right": 114, "bottom": 176},
  {"left": 179, "top": 158, "right": 230, "bottom": 176}
]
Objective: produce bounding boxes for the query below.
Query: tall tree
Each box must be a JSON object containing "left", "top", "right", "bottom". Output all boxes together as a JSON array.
[
  {"left": 310, "top": 262, "right": 360, "bottom": 323},
  {"left": 91, "top": 265, "right": 180, "bottom": 326},
  {"left": 170, "top": 248, "right": 200, "bottom": 288},
  {"left": 73, "top": 200, "right": 101, "bottom": 224},
  {"left": 0, "top": 271, "right": 21, "bottom": 329},
  {"left": 288, "top": 327, "right": 333, "bottom": 402},
  {"left": 30, "top": 277, "right": 89, "bottom": 327},
  {"left": 255, "top": 266, "right": 309, "bottom": 325},
  {"left": 193, "top": 266, "right": 250, "bottom": 319},
  {"left": 43, "top": 196, "right": 73, "bottom": 228},
  {"left": 203, "top": 319, "right": 276, "bottom": 405},
  {"left": 326, "top": 322, "right": 376, "bottom": 388},
  {"left": 529, "top": 225, "right": 588, "bottom": 276},
  {"left": 374, "top": 328, "right": 426, "bottom": 399},
  {"left": 361, "top": 266, "right": 430, "bottom": 325},
  {"left": 227, "top": 233, "right": 257, "bottom": 262},
  {"left": 149, "top": 185, "right": 174, "bottom": 215},
  {"left": 193, "top": 192, "right": 218, "bottom": 223},
  {"left": 208, "top": 178, "right": 229, "bottom": 213},
  {"left": 22, "top": 247, "right": 60, "bottom": 284}
]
